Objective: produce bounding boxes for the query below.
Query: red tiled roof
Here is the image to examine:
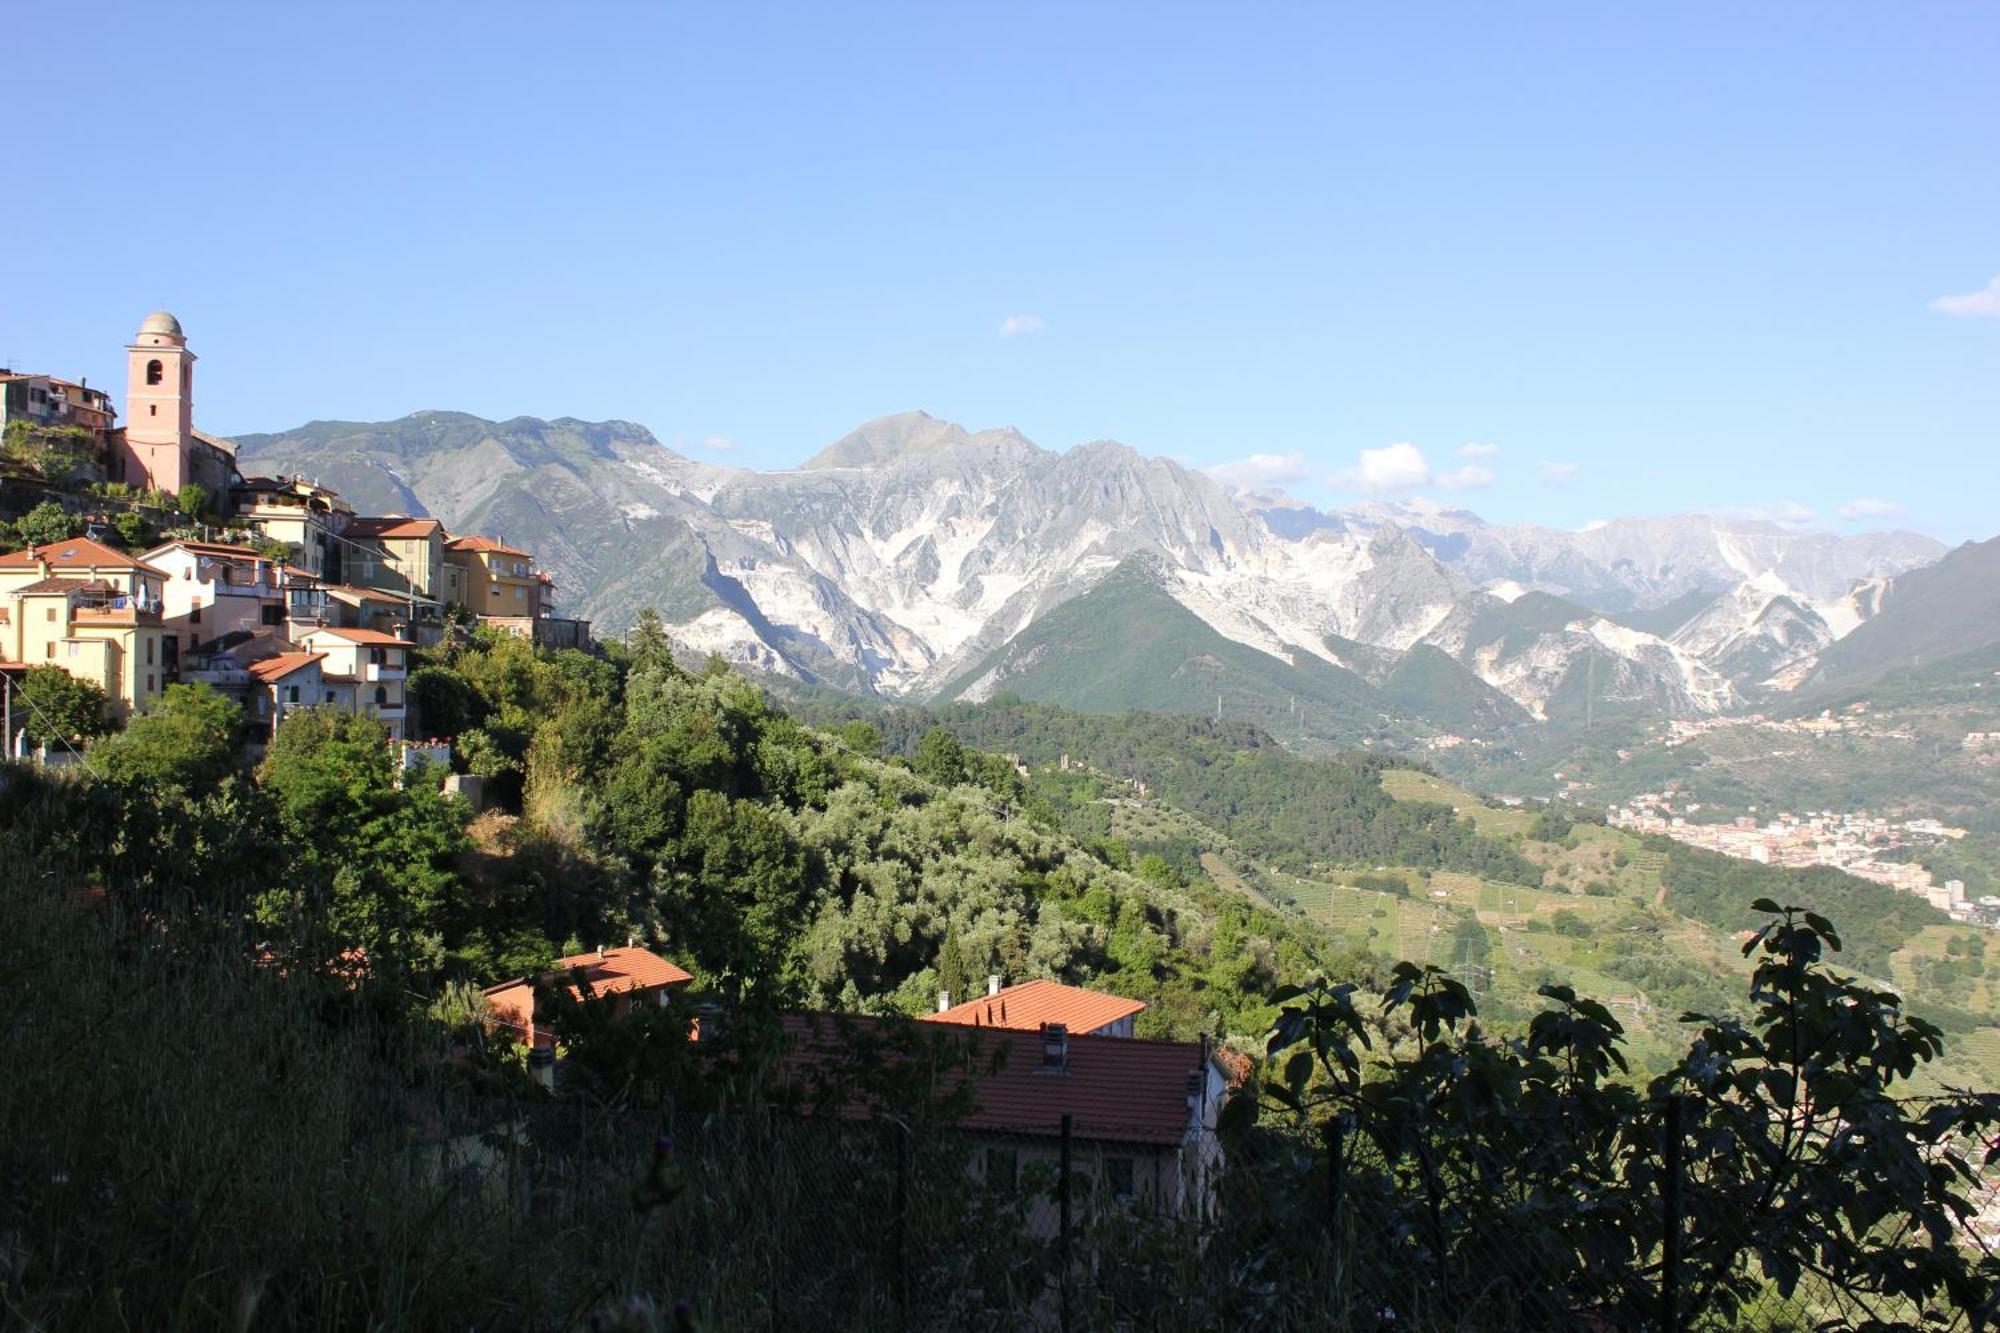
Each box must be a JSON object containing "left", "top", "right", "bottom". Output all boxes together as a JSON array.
[
  {"left": 347, "top": 516, "right": 442, "bottom": 539},
  {"left": 780, "top": 1013, "right": 1213, "bottom": 1147},
  {"left": 923, "top": 979, "right": 1146, "bottom": 1036},
  {"left": 447, "top": 534, "right": 533, "bottom": 559},
  {"left": 8, "top": 577, "right": 119, "bottom": 596},
  {"left": 0, "top": 537, "right": 168, "bottom": 578},
  {"left": 144, "top": 540, "right": 276, "bottom": 562},
  {"left": 482, "top": 947, "right": 694, "bottom": 1037},
  {"left": 247, "top": 652, "right": 324, "bottom": 682},
  {"left": 300, "top": 626, "right": 414, "bottom": 647},
  {"left": 323, "top": 584, "right": 406, "bottom": 605}
]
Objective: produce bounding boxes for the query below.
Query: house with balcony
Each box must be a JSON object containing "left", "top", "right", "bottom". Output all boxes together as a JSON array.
[
  {"left": 245, "top": 650, "right": 333, "bottom": 734},
  {"left": 143, "top": 540, "right": 294, "bottom": 680},
  {"left": 443, "top": 534, "right": 540, "bottom": 619},
  {"left": 0, "top": 537, "right": 167, "bottom": 718},
  {"left": 344, "top": 516, "right": 445, "bottom": 601},
  {"left": 231, "top": 475, "right": 353, "bottom": 579},
  {"left": 293, "top": 625, "right": 412, "bottom": 739}
]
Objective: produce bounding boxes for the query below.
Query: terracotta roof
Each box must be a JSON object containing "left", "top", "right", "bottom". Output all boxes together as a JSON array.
[
  {"left": 0, "top": 537, "right": 168, "bottom": 578},
  {"left": 347, "top": 516, "right": 442, "bottom": 539},
  {"left": 923, "top": 979, "right": 1146, "bottom": 1036},
  {"left": 8, "top": 577, "right": 119, "bottom": 596},
  {"left": 300, "top": 626, "right": 414, "bottom": 647},
  {"left": 247, "top": 652, "right": 324, "bottom": 682},
  {"left": 482, "top": 947, "right": 694, "bottom": 1037},
  {"left": 323, "top": 584, "right": 406, "bottom": 605},
  {"left": 447, "top": 534, "right": 533, "bottom": 559},
  {"left": 780, "top": 1013, "right": 1215, "bottom": 1147}
]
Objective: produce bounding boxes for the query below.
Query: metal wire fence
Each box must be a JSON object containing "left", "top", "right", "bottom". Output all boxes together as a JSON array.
[{"left": 415, "top": 1095, "right": 1992, "bottom": 1331}]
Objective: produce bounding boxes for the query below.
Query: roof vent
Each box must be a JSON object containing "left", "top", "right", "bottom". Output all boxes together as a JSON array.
[
  {"left": 1041, "top": 1022, "right": 1069, "bottom": 1073},
  {"left": 938, "top": 990, "right": 951, "bottom": 1013}
]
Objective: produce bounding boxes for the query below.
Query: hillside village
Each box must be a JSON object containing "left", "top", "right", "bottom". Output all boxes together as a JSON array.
[{"left": 1, "top": 312, "right": 589, "bottom": 751}]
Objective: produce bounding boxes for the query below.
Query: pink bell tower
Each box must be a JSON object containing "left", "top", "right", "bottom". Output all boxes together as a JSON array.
[{"left": 119, "top": 310, "right": 196, "bottom": 493}]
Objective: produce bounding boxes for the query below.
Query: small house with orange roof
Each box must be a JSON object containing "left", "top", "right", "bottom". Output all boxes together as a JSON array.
[
  {"left": 779, "top": 1012, "right": 1232, "bottom": 1224},
  {"left": 924, "top": 977, "right": 1146, "bottom": 1039},
  {"left": 483, "top": 945, "right": 695, "bottom": 1047},
  {"left": 143, "top": 540, "right": 293, "bottom": 672},
  {"left": 294, "top": 625, "right": 413, "bottom": 739}
]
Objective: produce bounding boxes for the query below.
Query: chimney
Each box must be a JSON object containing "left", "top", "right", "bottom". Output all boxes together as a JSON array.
[
  {"left": 938, "top": 990, "right": 951, "bottom": 1013},
  {"left": 528, "top": 1040, "right": 556, "bottom": 1091},
  {"left": 987, "top": 974, "right": 1002, "bottom": 997},
  {"left": 597, "top": 945, "right": 606, "bottom": 960},
  {"left": 1041, "top": 1022, "right": 1069, "bottom": 1073}
]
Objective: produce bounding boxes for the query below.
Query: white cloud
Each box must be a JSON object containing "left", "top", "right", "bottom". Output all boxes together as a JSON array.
[
  {"left": 1838, "top": 497, "right": 1906, "bottom": 521},
  {"left": 1437, "top": 464, "right": 1495, "bottom": 491},
  {"left": 1538, "top": 461, "right": 1580, "bottom": 486},
  {"left": 1457, "top": 442, "right": 1500, "bottom": 460},
  {"left": 998, "top": 312, "right": 1047, "bottom": 338},
  {"left": 695, "top": 435, "right": 738, "bottom": 453},
  {"left": 1205, "top": 451, "right": 1311, "bottom": 489},
  {"left": 1328, "top": 441, "right": 1432, "bottom": 494},
  {"left": 1930, "top": 276, "right": 2000, "bottom": 319}
]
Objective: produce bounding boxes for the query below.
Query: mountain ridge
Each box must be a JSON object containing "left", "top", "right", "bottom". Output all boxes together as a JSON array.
[{"left": 236, "top": 408, "right": 1959, "bottom": 741}]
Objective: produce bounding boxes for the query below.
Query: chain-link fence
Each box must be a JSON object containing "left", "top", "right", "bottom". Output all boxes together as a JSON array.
[{"left": 408, "top": 1094, "right": 1991, "bottom": 1331}]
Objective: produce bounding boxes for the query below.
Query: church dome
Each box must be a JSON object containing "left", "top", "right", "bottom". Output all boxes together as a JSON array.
[{"left": 138, "top": 310, "right": 184, "bottom": 337}]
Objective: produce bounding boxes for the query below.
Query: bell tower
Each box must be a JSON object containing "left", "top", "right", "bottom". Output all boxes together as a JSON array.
[{"left": 122, "top": 310, "right": 196, "bottom": 492}]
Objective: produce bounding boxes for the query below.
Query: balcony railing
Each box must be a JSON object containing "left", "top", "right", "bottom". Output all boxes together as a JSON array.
[{"left": 364, "top": 663, "right": 407, "bottom": 682}]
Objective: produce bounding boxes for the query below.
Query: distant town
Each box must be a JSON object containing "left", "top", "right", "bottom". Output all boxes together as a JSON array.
[{"left": 1609, "top": 793, "right": 1994, "bottom": 925}]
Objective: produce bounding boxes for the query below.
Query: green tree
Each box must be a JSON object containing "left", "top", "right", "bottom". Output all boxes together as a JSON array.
[
  {"left": 913, "top": 726, "right": 967, "bottom": 787},
  {"left": 257, "top": 708, "right": 469, "bottom": 976},
  {"left": 93, "top": 683, "right": 242, "bottom": 787},
  {"left": 16, "top": 501, "right": 80, "bottom": 548},
  {"left": 175, "top": 483, "right": 208, "bottom": 520},
  {"left": 627, "top": 606, "right": 672, "bottom": 668},
  {"left": 111, "top": 511, "right": 150, "bottom": 549},
  {"left": 407, "top": 664, "right": 484, "bottom": 739},
  {"left": 9, "top": 665, "right": 110, "bottom": 749}
]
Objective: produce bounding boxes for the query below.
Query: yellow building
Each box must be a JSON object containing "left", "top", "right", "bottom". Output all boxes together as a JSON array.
[
  {"left": 0, "top": 537, "right": 168, "bottom": 719},
  {"left": 344, "top": 516, "right": 446, "bottom": 601},
  {"left": 231, "top": 475, "right": 353, "bottom": 578},
  {"left": 443, "top": 535, "right": 540, "bottom": 619}
]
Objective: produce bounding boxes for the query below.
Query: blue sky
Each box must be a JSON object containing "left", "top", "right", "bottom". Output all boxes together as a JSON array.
[{"left": 9, "top": 2, "right": 1996, "bottom": 541}]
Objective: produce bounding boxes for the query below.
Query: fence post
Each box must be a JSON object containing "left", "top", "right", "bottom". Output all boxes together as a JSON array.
[
  {"left": 1059, "top": 1113, "right": 1073, "bottom": 1333},
  {"left": 893, "top": 1125, "right": 910, "bottom": 1330},
  {"left": 1661, "top": 1094, "right": 1683, "bottom": 1333},
  {"left": 1325, "top": 1117, "right": 1345, "bottom": 1240}
]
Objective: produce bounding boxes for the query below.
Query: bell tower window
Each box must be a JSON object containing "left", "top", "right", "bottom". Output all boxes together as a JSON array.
[{"left": 146, "top": 359, "right": 164, "bottom": 385}]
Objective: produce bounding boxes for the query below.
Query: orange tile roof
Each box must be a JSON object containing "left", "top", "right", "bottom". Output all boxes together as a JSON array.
[
  {"left": 447, "top": 534, "right": 533, "bottom": 559},
  {"left": 922, "top": 979, "right": 1146, "bottom": 1035},
  {"left": 247, "top": 652, "right": 324, "bottom": 682},
  {"left": 145, "top": 540, "right": 277, "bottom": 562},
  {"left": 347, "top": 516, "right": 443, "bottom": 539},
  {"left": 8, "top": 577, "right": 119, "bottom": 596},
  {"left": 0, "top": 537, "right": 168, "bottom": 578},
  {"left": 482, "top": 947, "right": 694, "bottom": 1038},
  {"left": 301, "top": 626, "right": 415, "bottom": 647},
  {"left": 780, "top": 1013, "right": 1215, "bottom": 1146}
]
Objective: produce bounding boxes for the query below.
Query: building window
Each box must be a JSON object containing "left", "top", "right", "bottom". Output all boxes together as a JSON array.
[
  {"left": 374, "top": 686, "right": 388, "bottom": 706},
  {"left": 46, "top": 642, "right": 55, "bottom": 659},
  {"left": 286, "top": 685, "right": 299, "bottom": 704},
  {"left": 1104, "top": 1157, "right": 1135, "bottom": 1201},
  {"left": 146, "top": 359, "right": 164, "bottom": 385},
  {"left": 146, "top": 674, "right": 155, "bottom": 693},
  {"left": 149, "top": 405, "right": 157, "bottom": 416},
  {"left": 145, "top": 638, "right": 154, "bottom": 665},
  {"left": 190, "top": 603, "right": 202, "bottom": 624},
  {"left": 984, "top": 1147, "right": 1019, "bottom": 1196},
  {"left": 46, "top": 608, "right": 56, "bottom": 623},
  {"left": 324, "top": 690, "right": 335, "bottom": 703}
]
